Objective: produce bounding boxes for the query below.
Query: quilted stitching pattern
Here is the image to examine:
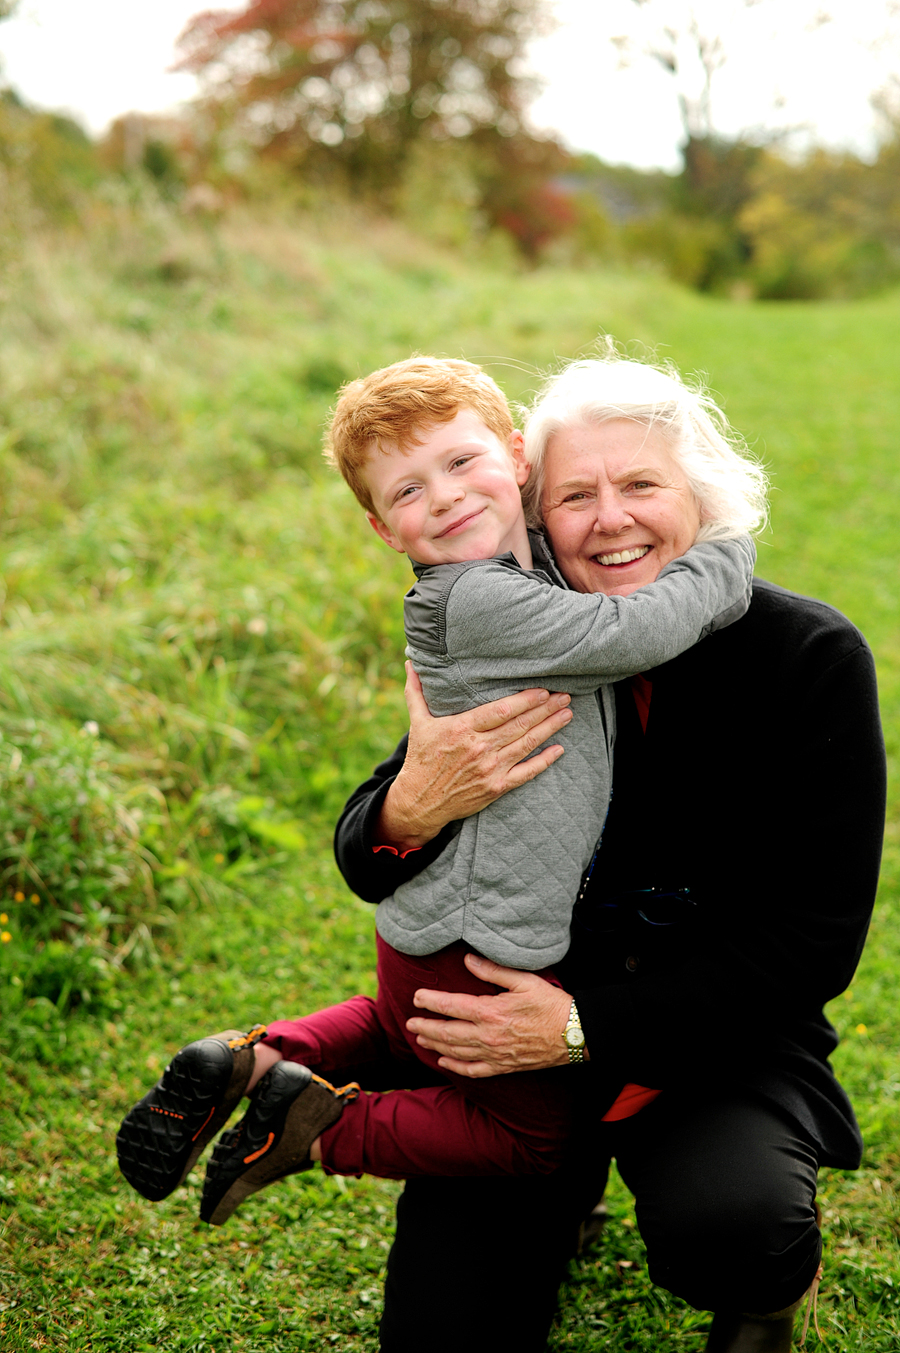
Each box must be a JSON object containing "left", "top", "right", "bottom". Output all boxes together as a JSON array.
[
  {"left": 378, "top": 693, "right": 610, "bottom": 969},
  {"left": 380, "top": 536, "right": 752, "bottom": 970}
]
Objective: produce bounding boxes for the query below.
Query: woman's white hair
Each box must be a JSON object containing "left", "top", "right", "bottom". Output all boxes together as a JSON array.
[{"left": 521, "top": 352, "right": 769, "bottom": 540}]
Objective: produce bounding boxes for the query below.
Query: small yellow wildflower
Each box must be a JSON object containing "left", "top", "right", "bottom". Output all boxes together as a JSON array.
[
  {"left": 856, "top": 1023, "right": 868, "bottom": 1036},
  {"left": 0, "top": 914, "right": 7, "bottom": 925},
  {"left": 13, "top": 891, "right": 24, "bottom": 902},
  {"left": 214, "top": 853, "right": 225, "bottom": 864},
  {"left": 1, "top": 932, "right": 11, "bottom": 944},
  {"left": 30, "top": 894, "right": 39, "bottom": 904}
]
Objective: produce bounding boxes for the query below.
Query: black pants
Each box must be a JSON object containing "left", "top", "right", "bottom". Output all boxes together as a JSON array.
[{"left": 379, "top": 1089, "right": 822, "bottom": 1353}]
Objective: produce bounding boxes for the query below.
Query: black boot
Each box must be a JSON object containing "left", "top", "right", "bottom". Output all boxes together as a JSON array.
[
  {"left": 577, "top": 1199, "right": 609, "bottom": 1255},
  {"left": 704, "top": 1310, "right": 795, "bottom": 1352},
  {"left": 116, "top": 1024, "right": 269, "bottom": 1201},
  {"left": 706, "top": 1256, "right": 823, "bottom": 1352},
  {"left": 200, "top": 1062, "right": 360, "bottom": 1225}
]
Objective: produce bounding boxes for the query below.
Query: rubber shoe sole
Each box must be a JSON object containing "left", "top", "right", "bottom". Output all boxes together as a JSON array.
[
  {"left": 116, "top": 1025, "right": 267, "bottom": 1202},
  {"left": 200, "top": 1061, "right": 360, "bottom": 1226}
]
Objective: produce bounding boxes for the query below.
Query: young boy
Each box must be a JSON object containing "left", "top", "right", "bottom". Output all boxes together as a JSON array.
[{"left": 117, "top": 357, "right": 754, "bottom": 1224}]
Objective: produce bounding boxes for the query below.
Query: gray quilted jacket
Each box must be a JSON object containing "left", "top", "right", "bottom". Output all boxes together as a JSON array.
[{"left": 374, "top": 532, "right": 756, "bottom": 969}]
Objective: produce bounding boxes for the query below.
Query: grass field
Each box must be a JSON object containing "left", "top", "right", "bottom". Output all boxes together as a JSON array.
[{"left": 0, "top": 197, "right": 898, "bottom": 1350}]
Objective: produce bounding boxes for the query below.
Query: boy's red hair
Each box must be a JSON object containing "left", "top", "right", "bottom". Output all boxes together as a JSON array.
[{"left": 325, "top": 357, "right": 514, "bottom": 517}]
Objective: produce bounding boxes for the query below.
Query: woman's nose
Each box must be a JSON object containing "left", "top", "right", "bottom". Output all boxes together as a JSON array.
[{"left": 591, "top": 490, "right": 634, "bottom": 534}]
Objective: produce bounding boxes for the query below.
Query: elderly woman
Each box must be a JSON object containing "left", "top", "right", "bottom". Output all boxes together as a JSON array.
[{"left": 335, "top": 356, "right": 886, "bottom": 1353}]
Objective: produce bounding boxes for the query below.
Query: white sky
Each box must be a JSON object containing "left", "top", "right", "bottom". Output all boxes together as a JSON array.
[
  {"left": 529, "top": 0, "right": 900, "bottom": 168},
  {"left": 0, "top": 0, "right": 201, "bottom": 133},
  {"left": 1, "top": 0, "right": 899, "bottom": 169}
]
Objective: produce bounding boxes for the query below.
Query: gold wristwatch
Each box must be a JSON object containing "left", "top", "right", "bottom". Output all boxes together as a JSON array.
[{"left": 563, "top": 1000, "right": 586, "bottom": 1064}]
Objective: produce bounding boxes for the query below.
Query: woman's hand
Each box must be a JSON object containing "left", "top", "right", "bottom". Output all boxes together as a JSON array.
[
  {"left": 406, "top": 953, "right": 578, "bottom": 1077},
  {"left": 375, "top": 664, "right": 573, "bottom": 852}
]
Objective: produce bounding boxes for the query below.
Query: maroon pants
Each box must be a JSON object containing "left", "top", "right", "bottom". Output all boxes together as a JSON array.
[{"left": 261, "top": 935, "right": 574, "bottom": 1180}]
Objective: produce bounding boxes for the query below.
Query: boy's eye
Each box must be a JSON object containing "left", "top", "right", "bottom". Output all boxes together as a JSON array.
[
  {"left": 450, "top": 455, "right": 474, "bottom": 470},
  {"left": 395, "top": 484, "right": 420, "bottom": 502}
]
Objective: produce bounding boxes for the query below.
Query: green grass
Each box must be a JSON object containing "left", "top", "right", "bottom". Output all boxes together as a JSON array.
[{"left": 0, "top": 197, "right": 898, "bottom": 1349}]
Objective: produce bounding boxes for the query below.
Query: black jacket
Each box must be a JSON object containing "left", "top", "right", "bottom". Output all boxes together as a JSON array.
[{"left": 334, "top": 579, "right": 886, "bottom": 1168}]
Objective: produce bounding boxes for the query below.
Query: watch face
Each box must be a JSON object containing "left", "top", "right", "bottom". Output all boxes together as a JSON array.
[{"left": 565, "top": 1027, "right": 586, "bottom": 1048}]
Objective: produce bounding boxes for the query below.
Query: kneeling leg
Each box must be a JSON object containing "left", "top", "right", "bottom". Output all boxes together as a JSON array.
[{"left": 614, "top": 1090, "right": 821, "bottom": 1321}]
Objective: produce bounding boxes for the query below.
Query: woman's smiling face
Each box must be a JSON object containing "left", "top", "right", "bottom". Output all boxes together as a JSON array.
[{"left": 541, "top": 418, "right": 702, "bottom": 596}]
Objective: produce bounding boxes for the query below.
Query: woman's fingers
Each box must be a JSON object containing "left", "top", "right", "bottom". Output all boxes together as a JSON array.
[
  {"left": 478, "top": 698, "right": 573, "bottom": 788},
  {"left": 407, "top": 662, "right": 572, "bottom": 739},
  {"left": 503, "top": 742, "right": 566, "bottom": 786},
  {"left": 376, "top": 679, "right": 573, "bottom": 849},
  {"left": 486, "top": 704, "right": 573, "bottom": 771},
  {"left": 468, "top": 688, "right": 572, "bottom": 736},
  {"left": 462, "top": 952, "right": 542, "bottom": 991},
  {"left": 407, "top": 1014, "right": 493, "bottom": 1060},
  {"left": 411, "top": 987, "right": 485, "bottom": 1020},
  {"left": 464, "top": 696, "right": 573, "bottom": 796},
  {"left": 403, "top": 662, "right": 432, "bottom": 724},
  {"left": 407, "top": 1013, "right": 480, "bottom": 1046},
  {"left": 435, "top": 1057, "right": 497, "bottom": 1079},
  {"left": 407, "top": 971, "right": 574, "bottom": 1075}
]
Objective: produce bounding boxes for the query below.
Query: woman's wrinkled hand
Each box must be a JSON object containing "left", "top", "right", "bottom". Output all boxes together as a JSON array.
[
  {"left": 375, "top": 664, "right": 573, "bottom": 852},
  {"left": 405, "top": 953, "right": 577, "bottom": 1077}
]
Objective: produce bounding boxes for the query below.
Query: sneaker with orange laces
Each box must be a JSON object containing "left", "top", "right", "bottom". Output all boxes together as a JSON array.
[
  {"left": 200, "top": 1062, "right": 360, "bottom": 1226},
  {"left": 116, "top": 1025, "right": 268, "bottom": 1202}
]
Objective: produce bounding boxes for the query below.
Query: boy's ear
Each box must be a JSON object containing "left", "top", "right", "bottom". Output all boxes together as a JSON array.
[
  {"left": 509, "top": 430, "right": 531, "bottom": 486},
  {"left": 366, "top": 511, "right": 406, "bottom": 555}
]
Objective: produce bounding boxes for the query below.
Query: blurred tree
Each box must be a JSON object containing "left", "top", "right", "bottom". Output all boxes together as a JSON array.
[
  {"left": 101, "top": 112, "right": 194, "bottom": 197},
  {"left": 0, "top": 91, "right": 100, "bottom": 224},
  {"left": 738, "top": 137, "right": 900, "bottom": 298},
  {"left": 175, "top": 0, "right": 568, "bottom": 253},
  {"left": 607, "top": 1, "right": 769, "bottom": 289},
  {"left": 177, "top": 0, "right": 546, "bottom": 165},
  {"left": 480, "top": 132, "right": 573, "bottom": 255}
]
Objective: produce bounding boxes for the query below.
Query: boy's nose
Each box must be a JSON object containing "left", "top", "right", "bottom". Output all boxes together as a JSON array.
[{"left": 430, "top": 480, "right": 466, "bottom": 513}]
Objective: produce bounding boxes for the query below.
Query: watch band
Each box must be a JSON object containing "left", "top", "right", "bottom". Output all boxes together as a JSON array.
[{"left": 563, "top": 999, "right": 586, "bottom": 1064}]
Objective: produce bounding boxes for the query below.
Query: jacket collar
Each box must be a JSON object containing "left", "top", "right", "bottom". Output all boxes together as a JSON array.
[{"left": 410, "top": 528, "right": 566, "bottom": 585}]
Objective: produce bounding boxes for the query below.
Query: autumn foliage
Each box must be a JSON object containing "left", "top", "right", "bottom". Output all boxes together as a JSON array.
[{"left": 175, "top": 0, "right": 569, "bottom": 253}]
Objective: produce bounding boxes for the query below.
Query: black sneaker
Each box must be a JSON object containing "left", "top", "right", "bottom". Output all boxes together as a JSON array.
[
  {"left": 116, "top": 1025, "right": 268, "bottom": 1202},
  {"left": 200, "top": 1061, "right": 360, "bottom": 1226}
]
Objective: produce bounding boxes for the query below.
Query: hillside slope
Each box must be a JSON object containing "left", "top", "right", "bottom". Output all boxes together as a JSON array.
[{"left": 1, "top": 203, "right": 899, "bottom": 1350}]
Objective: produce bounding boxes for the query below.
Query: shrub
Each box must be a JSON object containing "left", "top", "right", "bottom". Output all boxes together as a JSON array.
[{"left": 0, "top": 720, "right": 155, "bottom": 1013}]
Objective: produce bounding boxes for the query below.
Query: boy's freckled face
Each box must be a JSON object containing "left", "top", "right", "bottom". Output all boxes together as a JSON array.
[{"left": 364, "top": 409, "right": 532, "bottom": 568}]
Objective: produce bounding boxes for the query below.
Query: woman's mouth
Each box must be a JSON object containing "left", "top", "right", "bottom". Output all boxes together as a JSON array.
[{"left": 594, "top": 545, "right": 651, "bottom": 567}]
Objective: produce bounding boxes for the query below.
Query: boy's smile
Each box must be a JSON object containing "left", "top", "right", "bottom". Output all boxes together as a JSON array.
[{"left": 365, "top": 409, "right": 533, "bottom": 569}]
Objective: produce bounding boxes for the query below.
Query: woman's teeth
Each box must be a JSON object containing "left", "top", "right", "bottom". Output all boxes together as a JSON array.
[{"left": 596, "top": 545, "right": 651, "bottom": 567}]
